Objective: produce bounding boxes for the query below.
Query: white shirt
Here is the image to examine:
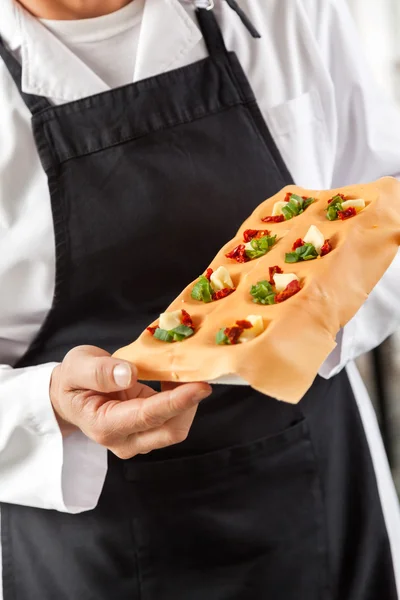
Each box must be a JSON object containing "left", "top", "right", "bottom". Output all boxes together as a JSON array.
[
  {"left": 39, "top": 1, "right": 144, "bottom": 88},
  {"left": 0, "top": 0, "right": 399, "bottom": 591}
]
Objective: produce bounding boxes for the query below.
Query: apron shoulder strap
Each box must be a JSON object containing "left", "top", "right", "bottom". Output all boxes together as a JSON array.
[
  {"left": 196, "top": 1, "right": 260, "bottom": 59},
  {"left": 0, "top": 38, "right": 51, "bottom": 115},
  {"left": 196, "top": 7, "right": 228, "bottom": 58}
]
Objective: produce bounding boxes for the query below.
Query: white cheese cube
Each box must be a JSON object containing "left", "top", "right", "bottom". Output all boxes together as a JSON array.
[
  {"left": 159, "top": 310, "right": 182, "bottom": 331},
  {"left": 210, "top": 266, "right": 234, "bottom": 291},
  {"left": 238, "top": 315, "right": 264, "bottom": 343},
  {"left": 341, "top": 198, "right": 365, "bottom": 212},
  {"left": 244, "top": 241, "right": 254, "bottom": 251},
  {"left": 303, "top": 225, "right": 325, "bottom": 254},
  {"left": 273, "top": 273, "right": 299, "bottom": 292},
  {"left": 272, "top": 201, "right": 286, "bottom": 216}
]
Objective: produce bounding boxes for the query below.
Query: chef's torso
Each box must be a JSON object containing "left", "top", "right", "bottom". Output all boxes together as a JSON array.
[
  {"left": 0, "top": 1, "right": 400, "bottom": 598},
  {"left": 0, "top": 0, "right": 347, "bottom": 367}
]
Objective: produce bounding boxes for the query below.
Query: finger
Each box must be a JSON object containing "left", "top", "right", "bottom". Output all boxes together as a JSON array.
[
  {"left": 96, "top": 382, "right": 212, "bottom": 435},
  {"left": 161, "top": 381, "right": 184, "bottom": 392},
  {"left": 119, "top": 381, "right": 158, "bottom": 401},
  {"left": 63, "top": 345, "right": 138, "bottom": 394},
  {"left": 111, "top": 407, "right": 198, "bottom": 459},
  {"left": 161, "top": 380, "right": 210, "bottom": 392}
]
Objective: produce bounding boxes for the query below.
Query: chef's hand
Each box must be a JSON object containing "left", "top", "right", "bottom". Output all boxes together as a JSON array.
[{"left": 50, "top": 345, "right": 212, "bottom": 458}]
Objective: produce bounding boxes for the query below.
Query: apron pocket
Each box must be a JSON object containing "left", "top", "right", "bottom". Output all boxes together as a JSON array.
[{"left": 125, "top": 419, "right": 329, "bottom": 600}]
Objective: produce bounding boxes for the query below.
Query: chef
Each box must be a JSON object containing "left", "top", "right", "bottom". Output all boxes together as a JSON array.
[{"left": 0, "top": 0, "right": 399, "bottom": 598}]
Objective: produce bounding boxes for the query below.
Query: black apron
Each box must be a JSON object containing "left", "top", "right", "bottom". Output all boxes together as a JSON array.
[{"left": 0, "top": 7, "right": 397, "bottom": 600}]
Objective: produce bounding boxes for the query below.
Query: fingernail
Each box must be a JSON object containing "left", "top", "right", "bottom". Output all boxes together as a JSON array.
[{"left": 113, "top": 364, "right": 132, "bottom": 388}]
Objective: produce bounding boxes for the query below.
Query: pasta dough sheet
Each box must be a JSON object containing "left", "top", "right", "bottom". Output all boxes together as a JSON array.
[{"left": 114, "top": 177, "right": 400, "bottom": 403}]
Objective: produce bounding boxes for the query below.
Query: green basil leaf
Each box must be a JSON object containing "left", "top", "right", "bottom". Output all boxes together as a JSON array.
[
  {"left": 282, "top": 195, "right": 315, "bottom": 220},
  {"left": 299, "top": 243, "right": 318, "bottom": 259},
  {"left": 282, "top": 204, "right": 296, "bottom": 220},
  {"left": 303, "top": 197, "right": 315, "bottom": 210},
  {"left": 285, "top": 252, "right": 300, "bottom": 263},
  {"left": 289, "top": 193, "right": 303, "bottom": 206},
  {"left": 245, "top": 235, "right": 277, "bottom": 260},
  {"left": 154, "top": 328, "right": 174, "bottom": 342},
  {"left": 171, "top": 325, "right": 194, "bottom": 339},
  {"left": 285, "top": 243, "right": 318, "bottom": 263},
  {"left": 191, "top": 276, "right": 213, "bottom": 303},
  {"left": 154, "top": 325, "right": 194, "bottom": 343},
  {"left": 250, "top": 280, "right": 276, "bottom": 304},
  {"left": 216, "top": 328, "right": 229, "bottom": 345},
  {"left": 326, "top": 206, "right": 338, "bottom": 221},
  {"left": 325, "top": 196, "right": 343, "bottom": 220}
]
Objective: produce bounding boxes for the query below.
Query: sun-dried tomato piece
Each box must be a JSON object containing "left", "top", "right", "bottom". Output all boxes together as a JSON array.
[
  {"left": 292, "top": 238, "right": 304, "bottom": 251},
  {"left": 181, "top": 309, "right": 194, "bottom": 329},
  {"left": 225, "top": 244, "right": 249, "bottom": 263},
  {"left": 320, "top": 239, "right": 332, "bottom": 257},
  {"left": 337, "top": 207, "right": 357, "bottom": 220},
  {"left": 275, "top": 280, "right": 302, "bottom": 303},
  {"left": 328, "top": 193, "right": 346, "bottom": 204},
  {"left": 269, "top": 265, "right": 283, "bottom": 285},
  {"left": 261, "top": 215, "right": 285, "bottom": 223},
  {"left": 243, "top": 229, "right": 270, "bottom": 242},
  {"left": 235, "top": 320, "right": 252, "bottom": 330},
  {"left": 243, "top": 229, "right": 258, "bottom": 242},
  {"left": 205, "top": 268, "right": 213, "bottom": 280},
  {"left": 212, "top": 288, "right": 235, "bottom": 301},
  {"left": 147, "top": 326, "right": 157, "bottom": 335},
  {"left": 224, "top": 319, "right": 252, "bottom": 345},
  {"left": 224, "top": 326, "right": 242, "bottom": 345}
]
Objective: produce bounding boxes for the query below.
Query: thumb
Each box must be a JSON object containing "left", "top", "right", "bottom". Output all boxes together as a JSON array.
[{"left": 64, "top": 345, "right": 137, "bottom": 393}]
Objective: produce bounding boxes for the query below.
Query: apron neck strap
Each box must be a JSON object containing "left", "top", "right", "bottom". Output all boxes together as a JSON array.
[
  {"left": 196, "top": 7, "right": 228, "bottom": 59},
  {"left": 195, "top": 1, "right": 261, "bottom": 46},
  {"left": 0, "top": 38, "right": 51, "bottom": 115}
]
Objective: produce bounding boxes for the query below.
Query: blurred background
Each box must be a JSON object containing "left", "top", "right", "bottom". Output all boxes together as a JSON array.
[{"left": 347, "top": 0, "right": 400, "bottom": 493}]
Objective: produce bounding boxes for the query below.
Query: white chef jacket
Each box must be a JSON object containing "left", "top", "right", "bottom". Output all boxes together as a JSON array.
[{"left": 0, "top": 0, "right": 400, "bottom": 589}]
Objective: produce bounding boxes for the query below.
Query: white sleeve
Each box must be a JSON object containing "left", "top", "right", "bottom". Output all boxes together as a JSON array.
[
  {"left": 0, "top": 363, "right": 108, "bottom": 513},
  {"left": 313, "top": 0, "right": 400, "bottom": 377}
]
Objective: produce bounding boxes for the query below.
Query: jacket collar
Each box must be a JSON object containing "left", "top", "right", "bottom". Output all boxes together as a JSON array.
[{"left": 1, "top": 0, "right": 202, "bottom": 102}]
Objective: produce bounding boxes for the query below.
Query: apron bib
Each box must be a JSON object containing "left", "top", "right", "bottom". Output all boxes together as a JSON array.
[{"left": 0, "top": 7, "right": 396, "bottom": 600}]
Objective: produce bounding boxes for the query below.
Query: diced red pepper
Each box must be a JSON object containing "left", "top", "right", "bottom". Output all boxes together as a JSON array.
[
  {"left": 292, "top": 238, "right": 304, "bottom": 251},
  {"left": 243, "top": 229, "right": 270, "bottom": 242},
  {"left": 224, "top": 319, "right": 252, "bottom": 345},
  {"left": 261, "top": 215, "right": 285, "bottom": 223},
  {"left": 205, "top": 268, "right": 213, "bottom": 280},
  {"left": 320, "top": 239, "right": 332, "bottom": 257},
  {"left": 269, "top": 265, "right": 283, "bottom": 285},
  {"left": 147, "top": 326, "right": 157, "bottom": 335},
  {"left": 181, "top": 309, "right": 194, "bottom": 329},
  {"left": 275, "top": 279, "right": 302, "bottom": 303},
  {"left": 225, "top": 244, "right": 249, "bottom": 263},
  {"left": 337, "top": 207, "right": 357, "bottom": 220},
  {"left": 212, "top": 288, "right": 235, "bottom": 301}
]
